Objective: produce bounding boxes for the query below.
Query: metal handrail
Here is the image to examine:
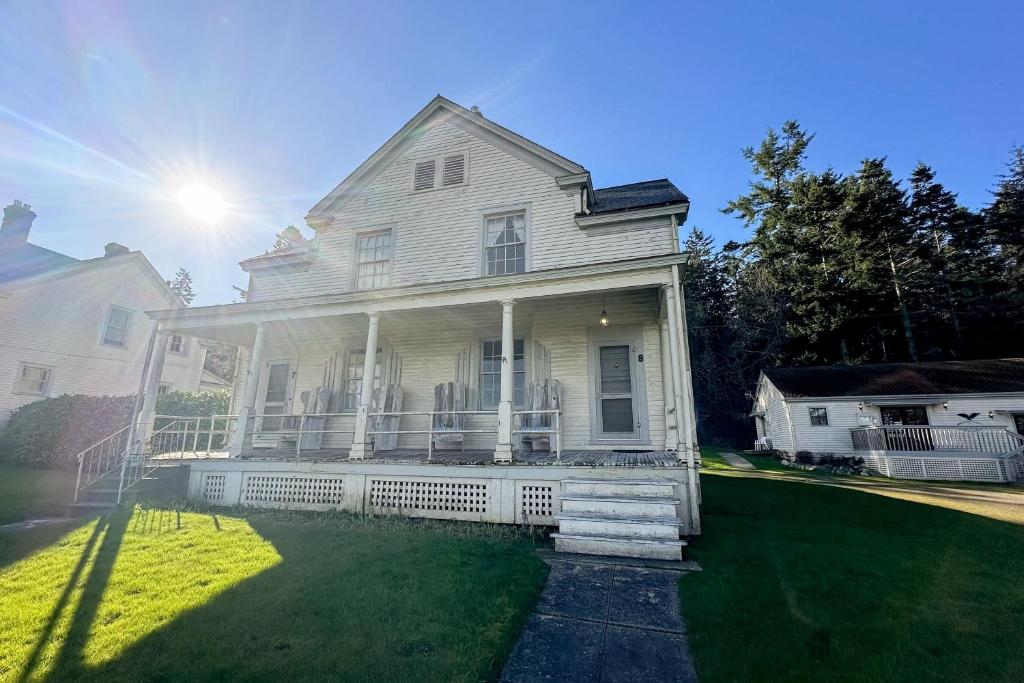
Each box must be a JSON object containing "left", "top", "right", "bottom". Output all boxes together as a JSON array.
[{"left": 74, "top": 424, "right": 131, "bottom": 502}]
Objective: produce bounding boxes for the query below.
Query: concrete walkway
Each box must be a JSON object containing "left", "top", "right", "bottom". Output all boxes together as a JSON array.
[
  {"left": 720, "top": 452, "right": 756, "bottom": 470},
  {"left": 501, "top": 557, "right": 698, "bottom": 682}
]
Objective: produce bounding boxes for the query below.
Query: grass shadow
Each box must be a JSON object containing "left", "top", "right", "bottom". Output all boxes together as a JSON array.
[
  {"left": 10, "top": 508, "right": 546, "bottom": 683},
  {"left": 0, "top": 517, "right": 96, "bottom": 572}
]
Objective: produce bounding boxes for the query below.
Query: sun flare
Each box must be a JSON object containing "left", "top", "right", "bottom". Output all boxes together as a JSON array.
[{"left": 176, "top": 183, "right": 227, "bottom": 223}]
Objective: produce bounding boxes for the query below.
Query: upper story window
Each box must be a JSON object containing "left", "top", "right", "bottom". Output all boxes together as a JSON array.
[
  {"left": 809, "top": 407, "right": 829, "bottom": 426},
  {"left": 412, "top": 152, "right": 466, "bottom": 191},
  {"left": 168, "top": 334, "right": 189, "bottom": 355},
  {"left": 14, "top": 363, "right": 51, "bottom": 396},
  {"left": 102, "top": 305, "right": 133, "bottom": 348},
  {"left": 483, "top": 211, "right": 527, "bottom": 276},
  {"left": 354, "top": 229, "right": 392, "bottom": 290}
]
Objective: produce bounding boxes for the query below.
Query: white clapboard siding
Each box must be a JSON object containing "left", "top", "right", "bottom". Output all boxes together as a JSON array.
[
  {"left": 234, "top": 290, "right": 666, "bottom": 451},
  {"left": 0, "top": 256, "right": 207, "bottom": 424},
  {"left": 754, "top": 378, "right": 794, "bottom": 453},
  {"left": 248, "top": 118, "right": 676, "bottom": 302}
]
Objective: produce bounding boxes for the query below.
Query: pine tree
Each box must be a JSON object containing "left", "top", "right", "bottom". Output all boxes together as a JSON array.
[
  {"left": 166, "top": 267, "right": 196, "bottom": 306},
  {"left": 272, "top": 225, "right": 307, "bottom": 252},
  {"left": 986, "top": 147, "right": 1024, "bottom": 302}
]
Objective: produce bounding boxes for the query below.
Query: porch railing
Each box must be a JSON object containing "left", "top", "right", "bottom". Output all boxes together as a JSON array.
[
  {"left": 366, "top": 410, "right": 499, "bottom": 460},
  {"left": 514, "top": 408, "right": 562, "bottom": 462},
  {"left": 151, "top": 415, "right": 240, "bottom": 458},
  {"left": 74, "top": 425, "right": 131, "bottom": 502},
  {"left": 850, "top": 425, "right": 1024, "bottom": 455},
  {"left": 244, "top": 412, "right": 356, "bottom": 458}
]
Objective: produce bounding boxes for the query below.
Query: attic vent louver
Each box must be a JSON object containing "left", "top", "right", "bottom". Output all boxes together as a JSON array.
[
  {"left": 413, "top": 160, "right": 436, "bottom": 191},
  {"left": 442, "top": 154, "right": 465, "bottom": 186}
]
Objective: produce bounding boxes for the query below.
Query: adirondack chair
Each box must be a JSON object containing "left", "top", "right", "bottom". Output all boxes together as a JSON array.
[
  {"left": 520, "top": 379, "right": 562, "bottom": 456},
  {"left": 371, "top": 384, "right": 404, "bottom": 452},
  {"left": 431, "top": 381, "right": 468, "bottom": 453}
]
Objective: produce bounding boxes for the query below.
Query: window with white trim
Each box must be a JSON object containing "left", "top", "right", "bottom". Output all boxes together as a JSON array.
[
  {"left": 102, "top": 305, "right": 133, "bottom": 347},
  {"left": 354, "top": 229, "right": 392, "bottom": 290},
  {"left": 412, "top": 153, "right": 466, "bottom": 191},
  {"left": 341, "top": 349, "right": 383, "bottom": 412},
  {"left": 168, "top": 334, "right": 189, "bottom": 355},
  {"left": 483, "top": 211, "right": 527, "bottom": 276},
  {"left": 480, "top": 339, "right": 525, "bottom": 410},
  {"left": 14, "top": 363, "right": 51, "bottom": 396},
  {"left": 809, "top": 407, "right": 829, "bottom": 426}
]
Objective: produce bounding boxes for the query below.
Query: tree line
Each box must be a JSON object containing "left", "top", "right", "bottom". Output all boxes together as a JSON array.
[{"left": 683, "top": 122, "right": 1024, "bottom": 446}]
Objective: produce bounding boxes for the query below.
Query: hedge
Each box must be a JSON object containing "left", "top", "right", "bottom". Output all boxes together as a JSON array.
[{"left": 0, "top": 391, "right": 230, "bottom": 470}]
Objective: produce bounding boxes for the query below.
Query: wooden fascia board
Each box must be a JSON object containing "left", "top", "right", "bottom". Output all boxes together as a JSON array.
[
  {"left": 575, "top": 202, "right": 691, "bottom": 228},
  {"left": 783, "top": 392, "right": 1024, "bottom": 403},
  {"left": 150, "top": 254, "right": 684, "bottom": 329}
]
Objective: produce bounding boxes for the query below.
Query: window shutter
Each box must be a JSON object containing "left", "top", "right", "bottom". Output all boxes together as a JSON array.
[
  {"left": 442, "top": 154, "right": 465, "bottom": 186},
  {"left": 413, "top": 160, "right": 436, "bottom": 191}
]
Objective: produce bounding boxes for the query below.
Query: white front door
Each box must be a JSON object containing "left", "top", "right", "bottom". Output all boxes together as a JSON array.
[{"left": 591, "top": 336, "right": 645, "bottom": 441}]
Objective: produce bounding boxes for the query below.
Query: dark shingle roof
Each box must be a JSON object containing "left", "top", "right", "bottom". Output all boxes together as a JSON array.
[
  {"left": 764, "top": 359, "right": 1024, "bottom": 398},
  {"left": 0, "top": 243, "right": 80, "bottom": 284},
  {"left": 589, "top": 179, "right": 689, "bottom": 215}
]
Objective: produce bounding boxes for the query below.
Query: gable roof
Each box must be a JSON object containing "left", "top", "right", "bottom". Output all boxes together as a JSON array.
[
  {"left": 0, "top": 242, "right": 80, "bottom": 284},
  {"left": 0, "top": 250, "right": 182, "bottom": 308},
  {"left": 306, "top": 95, "right": 588, "bottom": 223},
  {"left": 763, "top": 359, "right": 1024, "bottom": 399},
  {"left": 589, "top": 179, "right": 689, "bottom": 215}
]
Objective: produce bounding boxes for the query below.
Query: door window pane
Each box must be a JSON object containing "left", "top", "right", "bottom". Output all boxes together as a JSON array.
[
  {"left": 601, "top": 398, "right": 635, "bottom": 433},
  {"left": 599, "top": 345, "right": 632, "bottom": 394}
]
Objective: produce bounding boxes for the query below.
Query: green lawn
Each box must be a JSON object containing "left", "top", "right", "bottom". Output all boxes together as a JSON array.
[
  {"left": 0, "top": 506, "right": 547, "bottom": 682},
  {"left": 0, "top": 466, "right": 77, "bottom": 524},
  {"left": 683, "top": 452, "right": 1024, "bottom": 682}
]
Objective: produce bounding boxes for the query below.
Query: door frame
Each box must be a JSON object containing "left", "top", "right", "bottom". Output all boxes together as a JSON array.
[{"left": 587, "top": 325, "right": 650, "bottom": 445}]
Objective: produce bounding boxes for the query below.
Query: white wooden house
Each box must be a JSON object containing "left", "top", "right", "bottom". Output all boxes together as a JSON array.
[
  {"left": 751, "top": 359, "right": 1024, "bottom": 482},
  {"left": 73, "top": 96, "right": 702, "bottom": 559},
  {"left": 0, "top": 201, "right": 211, "bottom": 428}
]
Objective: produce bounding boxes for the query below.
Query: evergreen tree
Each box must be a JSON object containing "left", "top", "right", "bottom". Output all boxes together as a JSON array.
[
  {"left": 272, "top": 225, "right": 307, "bottom": 252},
  {"left": 166, "top": 267, "right": 196, "bottom": 306},
  {"left": 985, "top": 147, "right": 1024, "bottom": 303}
]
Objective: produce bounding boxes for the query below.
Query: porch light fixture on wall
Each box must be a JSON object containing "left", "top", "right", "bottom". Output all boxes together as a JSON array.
[
  {"left": 599, "top": 293, "right": 609, "bottom": 327},
  {"left": 942, "top": 401, "right": 949, "bottom": 410},
  {"left": 989, "top": 410, "right": 995, "bottom": 419},
  {"left": 858, "top": 402, "right": 864, "bottom": 411}
]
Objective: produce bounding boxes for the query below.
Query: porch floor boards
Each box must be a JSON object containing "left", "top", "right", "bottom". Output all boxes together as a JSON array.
[{"left": 151, "top": 448, "right": 681, "bottom": 467}]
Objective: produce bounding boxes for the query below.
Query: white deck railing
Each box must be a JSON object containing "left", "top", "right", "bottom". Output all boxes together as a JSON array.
[
  {"left": 151, "top": 415, "right": 240, "bottom": 458},
  {"left": 850, "top": 424, "right": 1024, "bottom": 455}
]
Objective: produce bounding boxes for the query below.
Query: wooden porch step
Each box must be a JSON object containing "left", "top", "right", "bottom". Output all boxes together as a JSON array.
[{"left": 551, "top": 533, "right": 686, "bottom": 561}]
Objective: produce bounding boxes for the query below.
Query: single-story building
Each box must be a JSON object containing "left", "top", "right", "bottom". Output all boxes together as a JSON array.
[{"left": 751, "top": 358, "right": 1024, "bottom": 482}]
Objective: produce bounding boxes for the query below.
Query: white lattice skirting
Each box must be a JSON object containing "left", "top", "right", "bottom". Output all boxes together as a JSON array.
[{"left": 862, "top": 453, "right": 1013, "bottom": 482}]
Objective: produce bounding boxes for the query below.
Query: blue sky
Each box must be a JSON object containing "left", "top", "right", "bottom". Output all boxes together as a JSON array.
[{"left": 1, "top": 1, "right": 1021, "bottom": 306}]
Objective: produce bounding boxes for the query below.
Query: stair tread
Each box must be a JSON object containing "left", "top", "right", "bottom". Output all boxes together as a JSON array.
[
  {"left": 552, "top": 532, "right": 687, "bottom": 547},
  {"left": 560, "top": 495, "right": 680, "bottom": 504},
  {"left": 563, "top": 477, "right": 678, "bottom": 486},
  {"left": 557, "top": 513, "right": 682, "bottom": 525}
]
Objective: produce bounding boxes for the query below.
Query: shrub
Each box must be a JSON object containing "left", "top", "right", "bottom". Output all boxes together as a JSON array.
[
  {"left": 0, "top": 394, "right": 136, "bottom": 469},
  {"left": 0, "top": 391, "right": 231, "bottom": 470},
  {"left": 795, "top": 451, "right": 816, "bottom": 465},
  {"left": 155, "top": 391, "right": 229, "bottom": 417}
]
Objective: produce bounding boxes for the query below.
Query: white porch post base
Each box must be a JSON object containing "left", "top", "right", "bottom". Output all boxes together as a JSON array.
[
  {"left": 228, "top": 407, "right": 251, "bottom": 457},
  {"left": 493, "top": 300, "right": 515, "bottom": 463},
  {"left": 494, "top": 401, "right": 514, "bottom": 463},
  {"left": 349, "top": 406, "right": 371, "bottom": 460}
]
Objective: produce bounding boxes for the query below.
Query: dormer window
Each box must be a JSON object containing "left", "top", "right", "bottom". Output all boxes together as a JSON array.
[{"left": 412, "top": 152, "right": 467, "bottom": 191}]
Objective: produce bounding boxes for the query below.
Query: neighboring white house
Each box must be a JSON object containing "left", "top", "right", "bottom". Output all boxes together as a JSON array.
[
  {"left": 86, "top": 95, "right": 703, "bottom": 557},
  {"left": 0, "top": 200, "right": 211, "bottom": 427},
  {"left": 752, "top": 359, "right": 1024, "bottom": 482}
]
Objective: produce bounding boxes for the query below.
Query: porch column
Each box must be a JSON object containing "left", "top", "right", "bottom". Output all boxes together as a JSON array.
[
  {"left": 349, "top": 311, "right": 380, "bottom": 460},
  {"left": 135, "top": 327, "right": 171, "bottom": 446},
  {"left": 659, "top": 319, "right": 680, "bottom": 451},
  {"left": 662, "top": 285, "right": 688, "bottom": 460},
  {"left": 229, "top": 322, "right": 267, "bottom": 456},
  {"left": 494, "top": 299, "right": 515, "bottom": 463},
  {"left": 668, "top": 267, "right": 702, "bottom": 535}
]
